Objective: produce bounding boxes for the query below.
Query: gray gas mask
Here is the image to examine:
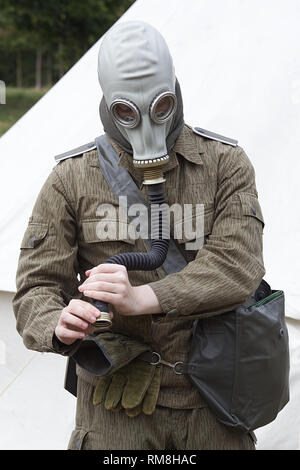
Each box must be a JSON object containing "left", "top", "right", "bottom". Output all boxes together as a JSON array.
[{"left": 98, "top": 21, "right": 181, "bottom": 185}]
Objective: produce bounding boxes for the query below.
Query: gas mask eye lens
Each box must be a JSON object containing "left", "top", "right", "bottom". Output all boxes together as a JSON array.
[
  {"left": 116, "top": 104, "right": 134, "bottom": 121},
  {"left": 155, "top": 97, "right": 171, "bottom": 117},
  {"left": 110, "top": 99, "right": 140, "bottom": 128},
  {"left": 150, "top": 92, "right": 177, "bottom": 124}
]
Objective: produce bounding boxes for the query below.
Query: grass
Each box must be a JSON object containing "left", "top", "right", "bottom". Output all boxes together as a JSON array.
[{"left": 0, "top": 87, "right": 49, "bottom": 137}]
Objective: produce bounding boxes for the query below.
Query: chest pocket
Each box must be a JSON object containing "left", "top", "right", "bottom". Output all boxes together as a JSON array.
[
  {"left": 80, "top": 219, "right": 136, "bottom": 245},
  {"left": 79, "top": 218, "right": 136, "bottom": 264}
]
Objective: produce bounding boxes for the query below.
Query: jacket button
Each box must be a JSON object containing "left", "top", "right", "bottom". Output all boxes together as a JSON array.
[
  {"left": 29, "top": 236, "right": 35, "bottom": 247},
  {"left": 251, "top": 205, "right": 256, "bottom": 215}
]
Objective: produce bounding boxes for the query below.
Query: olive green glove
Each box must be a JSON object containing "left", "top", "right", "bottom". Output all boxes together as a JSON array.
[
  {"left": 72, "top": 331, "right": 151, "bottom": 376},
  {"left": 93, "top": 357, "right": 161, "bottom": 417}
]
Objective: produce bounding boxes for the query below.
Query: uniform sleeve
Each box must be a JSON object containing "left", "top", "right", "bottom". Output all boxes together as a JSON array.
[
  {"left": 148, "top": 145, "right": 266, "bottom": 323},
  {"left": 12, "top": 166, "right": 80, "bottom": 353}
]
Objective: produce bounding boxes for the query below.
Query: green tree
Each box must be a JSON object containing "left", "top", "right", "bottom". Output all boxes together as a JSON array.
[{"left": 0, "top": 0, "right": 135, "bottom": 88}]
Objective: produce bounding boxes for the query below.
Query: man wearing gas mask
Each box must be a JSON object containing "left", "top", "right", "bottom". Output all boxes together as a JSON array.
[{"left": 13, "top": 21, "right": 265, "bottom": 450}]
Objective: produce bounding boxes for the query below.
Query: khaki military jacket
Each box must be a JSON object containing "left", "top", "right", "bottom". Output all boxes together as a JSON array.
[{"left": 13, "top": 124, "right": 265, "bottom": 408}]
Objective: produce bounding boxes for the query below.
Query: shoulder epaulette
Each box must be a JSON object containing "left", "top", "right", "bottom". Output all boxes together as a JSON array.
[
  {"left": 193, "top": 127, "right": 238, "bottom": 147},
  {"left": 54, "top": 140, "right": 97, "bottom": 163}
]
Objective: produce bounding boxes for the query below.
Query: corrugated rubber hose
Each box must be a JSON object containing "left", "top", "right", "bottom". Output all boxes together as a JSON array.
[{"left": 94, "top": 182, "right": 169, "bottom": 319}]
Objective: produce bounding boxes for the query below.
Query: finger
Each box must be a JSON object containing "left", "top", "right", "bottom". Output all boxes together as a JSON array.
[
  {"left": 81, "top": 272, "right": 123, "bottom": 285},
  {"left": 142, "top": 366, "right": 161, "bottom": 415},
  {"left": 55, "top": 325, "right": 85, "bottom": 342},
  {"left": 66, "top": 299, "right": 99, "bottom": 315},
  {"left": 82, "top": 290, "right": 119, "bottom": 304},
  {"left": 105, "top": 373, "right": 126, "bottom": 410},
  {"left": 89, "top": 263, "right": 127, "bottom": 277},
  {"left": 79, "top": 272, "right": 125, "bottom": 293},
  {"left": 66, "top": 301, "right": 101, "bottom": 324},
  {"left": 61, "top": 311, "right": 90, "bottom": 331},
  {"left": 122, "top": 362, "right": 155, "bottom": 409},
  {"left": 93, "top": 376, "right": 111, "bottom": 406},
  {"left": 68, "top": 298, "right": 101, "bottom": 314},
  {"left": 125, "top": 403, "right": 143, "bottom": 418},
  {"left": 110, "top": 403, "right": 123, "bottom": 413},
  {"left": 79, "top": 281, "right": 121, "bottom": 294}
]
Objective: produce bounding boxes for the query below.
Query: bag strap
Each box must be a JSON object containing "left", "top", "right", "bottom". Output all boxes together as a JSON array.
[{"left": 95, "top": 135, "right": 188, "bottom": 275}]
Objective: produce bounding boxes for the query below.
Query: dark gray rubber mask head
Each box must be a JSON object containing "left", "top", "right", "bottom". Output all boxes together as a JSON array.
[{"left": 98, "top": 21, "right": 182, "bottom": 163}]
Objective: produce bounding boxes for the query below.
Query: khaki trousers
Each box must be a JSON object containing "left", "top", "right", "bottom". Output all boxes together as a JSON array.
[{"left": 68, "top": 377, "right": 255, "bottom": 451}]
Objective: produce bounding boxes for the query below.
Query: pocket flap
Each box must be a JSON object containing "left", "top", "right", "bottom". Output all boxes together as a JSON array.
[
  {"left": 81, "top": 219, "right": 135, "bottom": 245},
  {"left": 237, "top": 193, "right": 265, "bottom": 227},
  {"left": 21, "top": 223, "right": 48, "bottom": 249}
]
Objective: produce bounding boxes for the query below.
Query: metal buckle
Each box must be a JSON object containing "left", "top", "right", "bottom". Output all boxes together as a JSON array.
[
  {"left": 150, "top": 352, "right": 184, "bottom": 375},
  {"left": 150, "top": 352, "right": 161, "bottom": 366},
  {"left": 173, "top": 361, "right": 184, "bottom": 375}
]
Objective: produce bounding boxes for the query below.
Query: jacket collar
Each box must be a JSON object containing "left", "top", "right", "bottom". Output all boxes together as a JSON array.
[{"left": 173, "top": 124, "right": 204, "bottom": 164}]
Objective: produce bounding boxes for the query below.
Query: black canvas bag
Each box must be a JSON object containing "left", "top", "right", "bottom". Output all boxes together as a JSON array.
[{"left": 185, "top": 284, "right": 290, "bottom": 432}]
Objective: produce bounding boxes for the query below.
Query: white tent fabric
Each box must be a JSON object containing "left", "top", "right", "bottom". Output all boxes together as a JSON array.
[
  {"left": 0, "top": 0, "right": 299, "bottom": 449},
  {"left": 0, "top": 293, "right": 76, "bottom": 450}
]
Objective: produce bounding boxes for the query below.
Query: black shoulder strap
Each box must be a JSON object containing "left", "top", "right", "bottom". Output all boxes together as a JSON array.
[{"left": 95, "top": 135, "right": 188, "bottom": 275}]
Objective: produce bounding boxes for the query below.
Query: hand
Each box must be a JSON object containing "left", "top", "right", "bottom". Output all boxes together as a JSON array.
[
  {"left": 78, "top": 264, "right": 162, "bottom": 316},
  {"left": 55, "top": 299, "right": 103, "bottom": 345}
]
